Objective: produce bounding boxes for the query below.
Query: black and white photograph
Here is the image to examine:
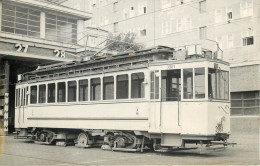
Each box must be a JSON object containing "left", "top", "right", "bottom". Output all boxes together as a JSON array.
[{"left": 0, "top": 0, "right": 259, "bottom": 165}]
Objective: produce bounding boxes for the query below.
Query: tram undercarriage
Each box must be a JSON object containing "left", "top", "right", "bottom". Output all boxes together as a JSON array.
[{"left": 16, "top": 128, "right": 234, "bottom": 152}]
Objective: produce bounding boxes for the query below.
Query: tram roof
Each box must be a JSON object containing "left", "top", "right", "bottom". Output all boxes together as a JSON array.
[{"left": 19, "top": 45, "right": 229, "bottom": 83}]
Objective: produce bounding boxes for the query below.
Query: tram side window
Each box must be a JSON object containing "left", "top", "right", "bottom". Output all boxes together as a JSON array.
[
  {"left": 21, "top": 89, "right": 24, "bottom": 106},
  {"left": 208, "top": 68, "right": 229, "bottom": 99},
  {"left": 23, "top": 88, "right": 26, "bottom": 106},
  {"left": 48, "top": 83, "right": 55, "bottom": 103},
  {"left": 39, "top": 84, "right": 46, "bottom": 103},
  {"left": 79, "top": 79, "right": 88, "bottom": 101},
  {"left": 131, "top": 73, "right": 145, "bottom": 98},
  {"left": 162, "top": 70, "right": 181, "bottom": 101},
  {"left": 117, "top": 74, "right": 128, "bottom": 99},
  {"left": 68, "top": 81, "right": 76, "bottom": 102},
  {"left": 91, "top": 78, "right": 101, "bottom": 101},
  {"left": 30, "top": 86, "right": 37, "bottom": 104},
  {"left": 15, "top": 89, "right": 19, "bottom": 107},
  {"left": 103, "top": 76, "right": 114, "bottom": 100},
  {"left": 58, "top": 82, "right": 66, "bottom": 102},
  {"left": 195, "top": 68, "right": 205, "bottom": 99},
  {"left": 183, "top": 68, "right": 193, "bottom": 99},
  {"left": 150, "top": 71, "right": 159, "bottom": 99},
  {"left": 26, "top": 87, "right": 29, "bottom": 105}
]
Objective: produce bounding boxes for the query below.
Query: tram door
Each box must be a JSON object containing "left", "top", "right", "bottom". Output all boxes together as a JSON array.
[
  {"left": 17, "top": 87, "right": 27, "bottom": 127},
  {"left": 161, "top": 69, "right": 181, "bottom": 132}
]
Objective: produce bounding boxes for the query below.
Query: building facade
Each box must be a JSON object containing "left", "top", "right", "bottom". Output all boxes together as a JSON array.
[
  {"left": 85, "top": 0, "right": 260, "bottom": 117},
  {"left": 0, "top": 0, "right": 92, "bottom": 134}
]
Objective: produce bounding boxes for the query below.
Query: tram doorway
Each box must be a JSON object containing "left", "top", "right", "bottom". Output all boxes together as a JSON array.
[{"left": 161, "top": 69, "right": 182, "bottom": 132}]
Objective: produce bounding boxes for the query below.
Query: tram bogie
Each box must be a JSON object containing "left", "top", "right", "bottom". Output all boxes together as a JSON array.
[{"left": 14, "top": 46, "right": 232, "bottom": 152}]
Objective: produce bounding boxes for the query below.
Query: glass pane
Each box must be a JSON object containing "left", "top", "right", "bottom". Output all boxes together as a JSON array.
[
  {"left": 231, "top": 100, "right": 242, "bottom": 107},
  {"left": 79, "top": 79, "right": 88, "bottom": 101},
  {"left": 150, "top": 71, "right": 159, "bottom": 99},
  {"left": 131, "top": 73, "right": 145, "bottom": 98},
  {"left": 58, "top": 82, "right": 66, "bottom": 102},
  {"left": 117, "top": 74, "right": 128, "bottom": 99},
  {"left": 30, "top": 86, "right": 37, "bottom": 104},
  {"left": 39, "top": 85, "right": 46, "bottom": 103},
  {"left": 183, "top": 68, "right": 193, "bottom": 99},
  {"left": 68, "top": 81, "right": 76, "bottom": 102},
  {"left": 208, "top": 68, "right": 217, "bottom": 99},
  {"left": 91, "top": 78, "right": 101, "bottom": 101},
  {"left": 231, "top": 92, "right": 243, "bottom": 99},
  {"left": 48, "top": 83, "right": 55, "bottom": 103},
  {"left": 103, "top": 76, "right": 114, "bottom": 100},
  {"left": 231, "top": 108, "right": 243, "bottom": 115},
  {"left": 161, "top": 70, "right": 181, "bottom": 101},
  {"left": 195, "top": 68, "right": 205, "bottom": 99}
]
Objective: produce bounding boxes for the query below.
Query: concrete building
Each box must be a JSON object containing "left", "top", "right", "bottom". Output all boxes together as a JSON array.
[
  {"left": 0, "top": 0, "right": 92, "bottom": 134},
  {"left": 85, "top": 0, "right": 260, "bottom": 118}
]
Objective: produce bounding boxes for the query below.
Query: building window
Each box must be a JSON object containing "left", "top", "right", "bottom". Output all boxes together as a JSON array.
[
  {"left": 226, "top": 8, "right": 233, "bottom": 20},
  {"left": 103, "top": 76, "right": 114, "bottom": 100},
  {"left": 113, "top": 22, "right": 118, "bottom": 33},
  {"left": 195, "top": 68, "right": 205, "bottom": 99},
  {"left": 215, "top": 9, "right": 223, "bottom": 23},
  {"left": 123, "top": 8, "right": 128, "bottom": 19},
  {"left": 199, "top": 26, "right": 207, "bottom": 39},
  {"left": 242, "top": 31, "right": 254, "bottom": 46},
  {"left": 240, "top": 0, "right": 253, "bottom": 17},
  {"left": 199, "top": 0, "right": 206, "bottom": 13},
  {"left": 91, "top": 78, "right": 101, "bottom": 101},
  {"left": 1, "top": 3, "right": 40, "bottom": 37},
  {"left": 140, "top": 28, "right": 147, "bottom": 37},
  {"left": 48, "top": 83, "right": 55, "bottom": 103},
  {"left": 138, "top": 2, "right": 147, "bottom": 15},
  {"left": 161, "top": 0, "right": 171, "bottom": 9},
  {"left": 30, "top": 86, "right": 37, "bottom": 104},
  {"left": 79, "top": 79, "right": 88, "bottom": 101},
  {"left": 176, "top": 18, "right": 183, "bottom": 32},
  {"left": 39, "top": 84, "right": 46, "bottom": 103},
  {"left": 131, "top": 73, "right": 145, "bottom": 98},
  {"left": 183, "top": 68, "right": 193, "bottom": 99},
  {"left": 68, "top": 81, "right": 76, "bottom": 102},
  {"left": 231, "top": 91, "right": 260, "bottom": 116},
  {"left": 57, "top": 82, "right": 66, "bottom": 102},
  {"left": 113, "top": 1, "right": 118, "bottom": 12},
  {"left": 117, "top": 74, "right": 128, "bottom": 99},
  {"left": 227, "top": 34, "right": 233, "bottom": 48},
  {"left": 185, "top": 17, "right": 192, "bottom": 30},
  {"left": 129, "top": 6, "right": 135, "bottom": 17},
  {"left": 45, "top": 13, "right": 77, "bottom": 44},
  {"left": 162, "top": 21, "right": 171, "bottom": 35}
]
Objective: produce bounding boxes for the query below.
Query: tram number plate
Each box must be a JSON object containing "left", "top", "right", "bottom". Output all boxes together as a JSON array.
[{"left": 167, "top": 64, "right": 175, "bottom": 69}]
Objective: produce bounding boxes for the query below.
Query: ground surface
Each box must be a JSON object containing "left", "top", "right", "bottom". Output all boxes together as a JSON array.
[{"left": 0, "top": 131, "right": 259, "bottom": 166}]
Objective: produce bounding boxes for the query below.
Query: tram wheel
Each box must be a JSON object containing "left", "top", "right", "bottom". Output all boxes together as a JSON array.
[{"left": 77, "top": 132, "right": 90, "bottom": 147}]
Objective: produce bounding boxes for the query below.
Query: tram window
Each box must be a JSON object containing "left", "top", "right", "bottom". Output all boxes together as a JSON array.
[
  {"left": 15, "top": 89, "right": 18, "bottom": 107},
  {"left": 26, "top": 87, "right": 29, "bottom": 105},
  {"left": 48, "top": 83, "right": 55, "bottom": 103},
  {"left": 103, "top": 76, "right": 114, "bottom": 100},
  {"left": 91, "top": 78, "right": 101, "bottom": 101},
  {"left": 117, "top": 74, "right": 128, "bottom": 99},
  {"left": 79, "top": 79, "right": 88, "bottom": 101},
  {"left": 131, "top": 73, "right": 145, "bottom": 98},
  {"left": 183, "top": 68, "right": 193, "bottom": 99},
  {"left": 21, "top": 88, "right": 24, "bottom": 106},
  {"left": 30, "top": 86, "right": 37, "bottom": 104},
  {"left": 39, "top": 84, "right": 46, "bottom": 103},
  {"left": 208, "top": 68, "right": 229, "bottom": 99},
  {"left": 68, "top": 81, "right": 76, "bottom": 102},
  {"left": 23, "top": 88, "right": 26, "bottom": 106},
  {"left": 150, "top": 71, "right": 159, "bottom": 99},
  {"left": 162, "top": 70, "right": 181, "bottom": 101},
  {"left": 195, "top": 68, "right": 205, "bottom": 99},
  {"left": 58, "top": 82, "right": 66, "bottom": 102}
]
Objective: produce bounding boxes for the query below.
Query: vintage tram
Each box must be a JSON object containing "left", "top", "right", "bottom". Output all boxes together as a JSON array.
[{"left": 15, "top": 46, "right": 231, "bottom": 151}]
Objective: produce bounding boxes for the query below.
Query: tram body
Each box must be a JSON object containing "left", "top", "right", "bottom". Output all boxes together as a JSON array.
[{"left": 15, "top": 46, "right": 230, "bottom": 150}]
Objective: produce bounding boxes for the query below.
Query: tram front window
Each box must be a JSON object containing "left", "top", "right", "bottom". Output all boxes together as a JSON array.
[
  {"left": 58, "top": 82, "right": 66, "bottom": 102},
  {"left": 162, "top": 70, "right": 181, "bottom": 101},
  {"left": 183, "top": 68, "right": 193, "bottom": 99},
  {"left": 208, "top": 68, "right": 229, "bottom": 100},
  {"left": 195, "top": 68, "right": 205, "bottom": 99}
]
